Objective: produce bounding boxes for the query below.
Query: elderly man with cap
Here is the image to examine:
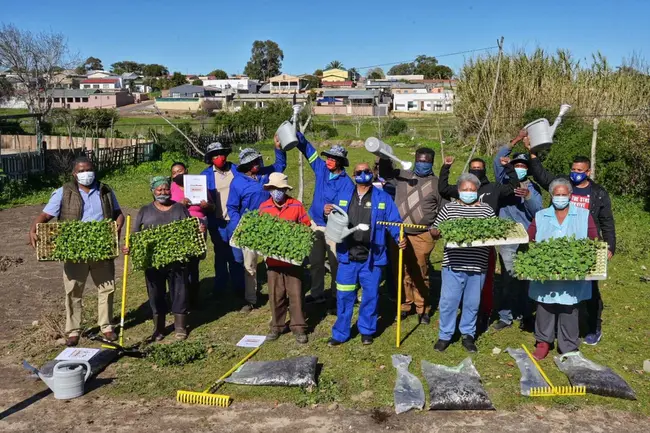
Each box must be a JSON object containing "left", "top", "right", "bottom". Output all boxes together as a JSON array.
[
  {"left": 491, "top": 131, "right": 543, "bottom": 332},
  {"left": 259, "top": 172, "right": 311, "bottom": 344},
  {"left": 295, "top": 132, "right": 354, "bottom": 307},
  {"left": 226, "top": 138, "right": 286, "bottom": 312},
  {"left": 200, "top": 142, "right": 244, "bottom": 296}
]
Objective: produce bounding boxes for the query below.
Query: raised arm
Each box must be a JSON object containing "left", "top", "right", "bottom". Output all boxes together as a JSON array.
[
  {"left": 296, "top": 132, "right": 325, "bottom": 174},
  {"left": 493, "top": 145, "right": 512, "bottom": 184},
  {"left": 497, "top": 161, "right": 519, "bottom": 198},
  {"left": 259, "top": 137, "right": 287, "bottom": 175},
  {"left": 378, "top": 157, "right": 399, "bottom": 180},
  {"left": 438, "top": 157, "right": 459, "bottom": 200}
]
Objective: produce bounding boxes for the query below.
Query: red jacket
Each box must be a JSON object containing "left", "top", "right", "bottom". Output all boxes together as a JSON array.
[{"left": 259, "top": 196, "right": 311, "bottom": 267}]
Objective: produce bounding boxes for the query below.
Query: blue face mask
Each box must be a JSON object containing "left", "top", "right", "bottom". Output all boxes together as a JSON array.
[
  {"left": 459, "top": 191, "right": 478, "bottom": 204},
  {"left": 414, "top": 161, "right": 433, "bottom": 177},
  {"left": 515, "top": 167, "right": 528, "bottom": 180},
  {"left": 552, "top": 196, "right": 570, "bottom": 209},
  {"left": 355, "top": 172, "right": 373, "bottom": 184},
  {"left": 570, "top": 171, "right": 587, "bottom": 185}
]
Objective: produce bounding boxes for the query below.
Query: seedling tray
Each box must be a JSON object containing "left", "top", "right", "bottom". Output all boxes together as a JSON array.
[
  {"left": 445, "top": 222, "right": 529, "bottom": 248},
  {"left": 229, "top": 238, "right": 304, "bottom": 266},
  {"left": 36, "top": 221, "right": 119, "bottom": 262},
  {"left": 523, "top": 242, "right": 608, "bottom": 281}
]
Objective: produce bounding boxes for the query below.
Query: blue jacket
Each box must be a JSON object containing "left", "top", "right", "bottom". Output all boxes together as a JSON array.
[
  {"left": 225, "top": 149, "right": 287, "bottom": 235},
  {"left": 333, "top": 186, "right": 402, "bottom": 266},
  {"left": 297, "top": 137, "right": 354, "bottom": 227},
  {"left": 493, "top": 146, "right": 543, "bottom": 229}
]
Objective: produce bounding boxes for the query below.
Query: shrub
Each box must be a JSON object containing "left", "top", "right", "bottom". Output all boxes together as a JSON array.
[
  {"left": 385, "top": 117, "right": 408, "bottom": 136},
  {"left": 310, "top": 123, "right": 338, "bottom": 139}
]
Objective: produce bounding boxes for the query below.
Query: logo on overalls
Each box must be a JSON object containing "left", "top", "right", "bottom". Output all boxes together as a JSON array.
[
  {"left": 378, "top": 202, "right": 386, "bottom": 209},
  {"left": 339, "top": 200, "right": 348, "bottom": 206}
]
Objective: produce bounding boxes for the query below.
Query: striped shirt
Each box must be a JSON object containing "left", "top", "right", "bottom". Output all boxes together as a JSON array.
[{"left": 433, "top": 201, "right": 495, "bottom": 272}]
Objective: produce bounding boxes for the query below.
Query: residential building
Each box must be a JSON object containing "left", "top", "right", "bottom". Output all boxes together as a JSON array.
[
  {"left": 269, "top": 74, "right": 307, "bottom": 94},
  {"left": 229, "top": 93, "right": 308, "bottom": 110},
  {"left": 201, "top": 77, "right": 259, "bottom": 93},
  {"left": 385, "top": 74, "right": 425, "bottom": 82},
  {"left": 392, "top": 89, "right": 454, "bottom": 113},
  {"left": 81, "top": 77, "right": 123, "bottom": 91},
  {"left": 87, "top": 70, "right": 114, "bottom": 79},
  {"left": 314, "top": 89, "right": 383, "bottom": 116},
  {"left": 40, "top": 89, "right": 134, "bottom": 109},
  {"left": 167, "top": 84, "right": 220, "bottom": 98}
]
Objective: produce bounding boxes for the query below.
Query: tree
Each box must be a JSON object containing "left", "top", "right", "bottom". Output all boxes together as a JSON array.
[
  {"left": 243, "top": 40, "right": 284, "bottom": 81},
  {"left": 326, "top": 60, "right": 344, "bottom": 70},
  {"left": 412, "top": 55, "right": 453, "bottom": 79},
  {"left": 110, "top": 60, "right": 142, "bottom": 75},
  {"left": 142, "top": 64, "right": 169, "bottom": 77},
  {"left": 348, "top": 67, "right": 359, "bottom": 82},
  {"left": 302, "top": 74, "right": 320, "bottom": 90},
  {"left": 0, "top": 24, "right": 78, "bottom": 115},
  {"left": 191, "top": 79, "right": 203, "bottom": 86},
  {"left": 208, "top": 69, "right": 228, "bottom": 79},
  {"left": 313, "top": 69, "right": 323, "bottom": 77},
  {"left": 170, "top": 72, "right": 187, "bottom": 87},
  {"left": 0, "top": 77, "right": 14, "bottom": 104},
  {"left": 367, "top": 67, "right": 385, "bottom": 79},
  {"left": 388, "top": 63, "right": 414, "bottom": 76}
]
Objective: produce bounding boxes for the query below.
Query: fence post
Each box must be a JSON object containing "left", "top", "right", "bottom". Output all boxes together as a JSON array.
[{"left": 590, "top": 118, "right": 599, "bottom": 181}]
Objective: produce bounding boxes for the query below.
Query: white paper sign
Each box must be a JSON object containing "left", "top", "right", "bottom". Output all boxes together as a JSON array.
[
  {"left": 183, "top": 175, "right": 208, "bottom": 205},
  {"left": 55, "top": 347, "right": 100, "bottom": 362},
  {"left": 236, "top": 335, "right": 266, "bottom": 348}
]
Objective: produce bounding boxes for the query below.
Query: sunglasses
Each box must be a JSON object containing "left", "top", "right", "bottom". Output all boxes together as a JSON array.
[{"left": 354, "top": 169, "right": 372, "bottom": 176}]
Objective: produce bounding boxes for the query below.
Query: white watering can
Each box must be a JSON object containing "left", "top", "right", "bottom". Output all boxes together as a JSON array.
[
  {"left": 325, "top": 205, "right": 369, "bottom": 244},
  {"left": 276, "top": 104, "right": 303, "bottom": 151},
  {"left": 364, "top": 137, "right": 413, "bottom": 171},
  {"left": 23, "top": 360, "right": 92, "bottom": 400},
  {"left": 524, "top": 104, "right": 572, "bottom": 151}
]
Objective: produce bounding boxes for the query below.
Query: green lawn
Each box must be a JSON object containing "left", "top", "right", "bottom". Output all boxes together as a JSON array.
[{"left": 6, "top": 138, "right": 650, "bottom": 414}]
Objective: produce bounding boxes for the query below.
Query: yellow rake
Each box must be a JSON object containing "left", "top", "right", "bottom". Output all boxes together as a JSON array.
[
  {"left": 176, "top": 347, "right": 260, "bottom": 406},
  {"left": 377, "top": 221, "right": 429, "bottom": 348},
  {"left": 521, "top": 344, "right": 586, "bottom": 397}
]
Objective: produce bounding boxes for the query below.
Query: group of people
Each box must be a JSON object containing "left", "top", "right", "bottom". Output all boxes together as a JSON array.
[{"left": 29, "top": 127, "right": 615, "bottom": 359}]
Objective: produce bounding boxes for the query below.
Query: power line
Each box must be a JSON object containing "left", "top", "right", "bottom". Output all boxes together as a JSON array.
[{"left": 349, "top": 46, "right": 500, "bottom": 71}]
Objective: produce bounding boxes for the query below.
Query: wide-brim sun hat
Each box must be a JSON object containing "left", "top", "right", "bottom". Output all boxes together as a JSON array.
[
  {"left": 204, "top": 141, "right": 232, "bottom": 164},
  {"left": 236, "top": 148, "right": 263, "bottom": 172},
  {"left": 321, "top": 144, "right": 349, "bottom": 167},
  {"left": 263, "top": 172, "right": 293, "bottom": 190}
]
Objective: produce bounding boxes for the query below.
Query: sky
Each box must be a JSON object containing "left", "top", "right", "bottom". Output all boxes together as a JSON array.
[{"left": 3, "top": 0, "right": 649, "bottom": 76}]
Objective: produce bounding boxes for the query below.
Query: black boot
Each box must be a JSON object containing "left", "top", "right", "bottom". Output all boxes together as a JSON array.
[
  {"left": 174, "top": 314, "right": 188, "bottom": 340},
  {"left": 152, "top": 314, "right": 165, "bottom": 342}
]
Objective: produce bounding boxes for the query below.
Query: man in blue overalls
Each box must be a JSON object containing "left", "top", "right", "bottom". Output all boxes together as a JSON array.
[{"left": 327, "top": 162, "right": 405, "bottom": 346}]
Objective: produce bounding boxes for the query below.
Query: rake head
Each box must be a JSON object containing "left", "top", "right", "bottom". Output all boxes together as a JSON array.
[
  {"left": 529, "top": 385, "right": 586, "bottom": 397},
  {"left": 176, "top": 390, "right": 231, "bottom": 407}
]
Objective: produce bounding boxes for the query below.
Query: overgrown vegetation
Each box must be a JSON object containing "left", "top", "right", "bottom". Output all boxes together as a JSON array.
[{"left": 145, "top": 341, "right": 208, "bottom": 367}]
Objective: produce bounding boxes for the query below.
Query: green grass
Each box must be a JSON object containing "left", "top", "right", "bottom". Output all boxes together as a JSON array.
[{"left": 7, "top": 139, "right": 650, "bottom": 414}]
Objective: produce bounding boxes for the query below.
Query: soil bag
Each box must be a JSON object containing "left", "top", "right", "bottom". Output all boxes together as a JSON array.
[
  {"left": 225, "top": 356, "right": 317, "bottom": 387},
  {"left": 392, "top": 354, "right": 425, "bottom": 414},
  {"left": 506, "top": 347, "right": 549, "bottom": 396},
  {"left": 421, "top": 357, "right": 494, "bottom": 410},
  {"left": 554, "top": 352, "right": 636, "bottom": 400}
]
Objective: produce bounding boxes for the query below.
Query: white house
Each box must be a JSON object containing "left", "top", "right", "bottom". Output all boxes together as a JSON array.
[
  {"left": 201, "top": 77, "right": 259, "bottom": 93},
  {"left": 392, "top": 90, "right": 454, "bottom": 112},
  {"left": 86, "top": 70, "right": 114, "bottom": 79},
  {"left": 80, "top": 77, "right": 123, "bottom": 91}
]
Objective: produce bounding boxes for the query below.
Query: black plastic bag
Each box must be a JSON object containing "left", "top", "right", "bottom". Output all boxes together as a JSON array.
[
  {"left": 421, "top": 357, "right": 494, "bottom": 410},
  {"left": 225, "top": 356, "right": 317, "bottom": 387},
  {"left": 506, "top": 347, "right": 549, "bottom": 396},
  {"left": 554, "top": 352, "right": 636, "bottom": 400},
  {"left": 392, "top": 354, "right": 425, "bottom": 414}
]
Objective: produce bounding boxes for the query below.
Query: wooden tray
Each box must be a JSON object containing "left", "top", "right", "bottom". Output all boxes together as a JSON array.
[
  {"left": 521, "top": 242, "right": 608, "bottom": 281},
  {"left": 445, "top": 222, "right": 530, "bottom": 248},
  {"left": 36, "top": 221, "right": 119, "bottom": 262}
]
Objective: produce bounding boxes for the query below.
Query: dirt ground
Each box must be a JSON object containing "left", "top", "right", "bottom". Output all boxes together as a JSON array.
[{"left": 0, "top": 205, "right": 648, "bottom": 432}]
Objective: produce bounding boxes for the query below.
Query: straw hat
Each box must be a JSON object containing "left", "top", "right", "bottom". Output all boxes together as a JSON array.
[{"left": 263, "top": 172, "right": 293, "bottom": 190}]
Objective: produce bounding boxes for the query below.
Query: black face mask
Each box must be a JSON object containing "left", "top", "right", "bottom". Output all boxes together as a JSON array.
[
  {"left": 469, "top": 169, "right": 486, "bottom": 180},
  {"left": 172, "top": 174, "right": 184, "bottom": 186}
]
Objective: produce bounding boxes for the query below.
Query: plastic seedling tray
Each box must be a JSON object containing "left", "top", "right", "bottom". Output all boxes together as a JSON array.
[
  {"left": 445, "top": 222, "right": 529, "bottom": 249},
  {"left": 523, "top": 242, "right": 608, "bottom": 281},
  {"left": 229, "top": 220, "right": 306, "bottom": 266},
  {"left": 36, "top": 221, "right": 119, "bottom": 262}
]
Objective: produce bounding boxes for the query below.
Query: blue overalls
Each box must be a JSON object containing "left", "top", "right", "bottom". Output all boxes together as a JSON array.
[{"left": 331, "top": 187, "right": 402, "bottom": 343}]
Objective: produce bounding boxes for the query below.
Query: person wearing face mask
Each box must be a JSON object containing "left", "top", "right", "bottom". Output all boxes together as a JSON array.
[
  {"left": 127, "top": 176, "right": 196, "bottom": 341},
  {"left": 429, "top": 173, "right": 496, "bottom": 353},
  {"left": 295, "top": 133, "right": 354, "bottom": 307},
  {"left": 378, "top": 147, "right": 442, "bottom": 324},
  {"left": 525, "top": 137, "right": 615, "bottom": 346},
  {"left": 525, "top": 178, "right": 599, "bottom": 360},
  {"left": 325, "top": 162, "right": 406, "bottom": 347},
  {"left": 258, "top": 173, "right": 312, "bottom": 344},
  {"left": 491, "top": 130, "right": 543, "bottom": 332},
  {"left": 29, "top": 157, "right": 124, "bottom": 347},
  {"left": 200, "top": 142, "right": 245, "bottom": 297},
  {"left": 438, "top": 156, "right": 519, "bottom": 333},
  {"left": 226, "top": 138, "right": 287, "bottom": 313},
  {"left": 170, "top": 162, "right": 214, "bottom": 309}
]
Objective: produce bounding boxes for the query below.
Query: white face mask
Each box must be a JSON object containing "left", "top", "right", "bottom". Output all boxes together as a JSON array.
[{"left": 77, "top": 171, "right": 96, "bottom": 186}]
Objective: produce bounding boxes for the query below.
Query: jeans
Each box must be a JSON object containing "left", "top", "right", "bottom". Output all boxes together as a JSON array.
[
  {"left": 497, "top": 244, "right": 533, "bottom": 324},
  {"left": 145, "top": 263, "right": 188, "bottom": 315},
  {"left": 439, "top": 267, "right": 486, "bottom": 340},
  {"left": 208, "top": 219, "right": 244, "bottom": 293}
]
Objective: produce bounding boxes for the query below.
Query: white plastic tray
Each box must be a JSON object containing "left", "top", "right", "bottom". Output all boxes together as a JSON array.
[
  {"left": 445, "top": 223, "right": 530, "bottom": 249},
  {"left": 229, "top": 238, "right": 303, "bottom": 266},
  {"left": 522, "top": 242, "right": 608, "bottom": 281}
]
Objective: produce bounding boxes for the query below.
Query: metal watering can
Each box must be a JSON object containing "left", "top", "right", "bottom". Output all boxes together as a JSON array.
[
  {"left": 23, "top": 360, "right": 92, "bottom": 400},
  {"left": 276, "top": 104, "right": 303, "bottom": 151},
  {"left": 364, "top": 137, "right": 413, "bottom": 171},
  {"left": 325, "top": 205, "right": 369, "bottom": 244},
  {"left": 524, "top": 104, "right": 572, "bottom": 151}
]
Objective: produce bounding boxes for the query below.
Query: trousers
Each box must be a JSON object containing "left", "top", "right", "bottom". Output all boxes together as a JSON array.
[
  {"left": 401, "top": 232, "right": 434, "bottom": 315},
  {"left": 268, "top": 266, "right": 306, "bottom": 333},
  {"left": 497, "top": 244, "right": 533, "bottom": 324},
  {"left": 145, "top": 263, "right": 188, "bottom": 316},
  {"left": 581, "top": 281, "right": 603, "bottom": 334},
  {"left": 479, "top": 248, "right": 496, "bottom": 314},
  {"left": 439, "top": 267, "right": 486, "bottom": 340},
  {"left": 308, "top": 226, "right": 338, "bottom": 298},
  {"left": 208, "top": 219, "right": 244, "bottom": 293},
  {"left": 332, "top": 259, "right": 383, "bottom": 342},
  {"left": 535, "top": 302, "right": 579, "bottom": 354},
  {"left": 63, "top": 260, "right": 115, "bottom": 336}
]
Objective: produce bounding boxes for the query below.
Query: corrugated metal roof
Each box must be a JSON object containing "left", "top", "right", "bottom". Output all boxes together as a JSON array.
[
  {"left": 47, "top": 89, "right": 98, "bottom": 97},
  {"left": 322, "top": 89, "right": 379, "bottom": 98}
]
